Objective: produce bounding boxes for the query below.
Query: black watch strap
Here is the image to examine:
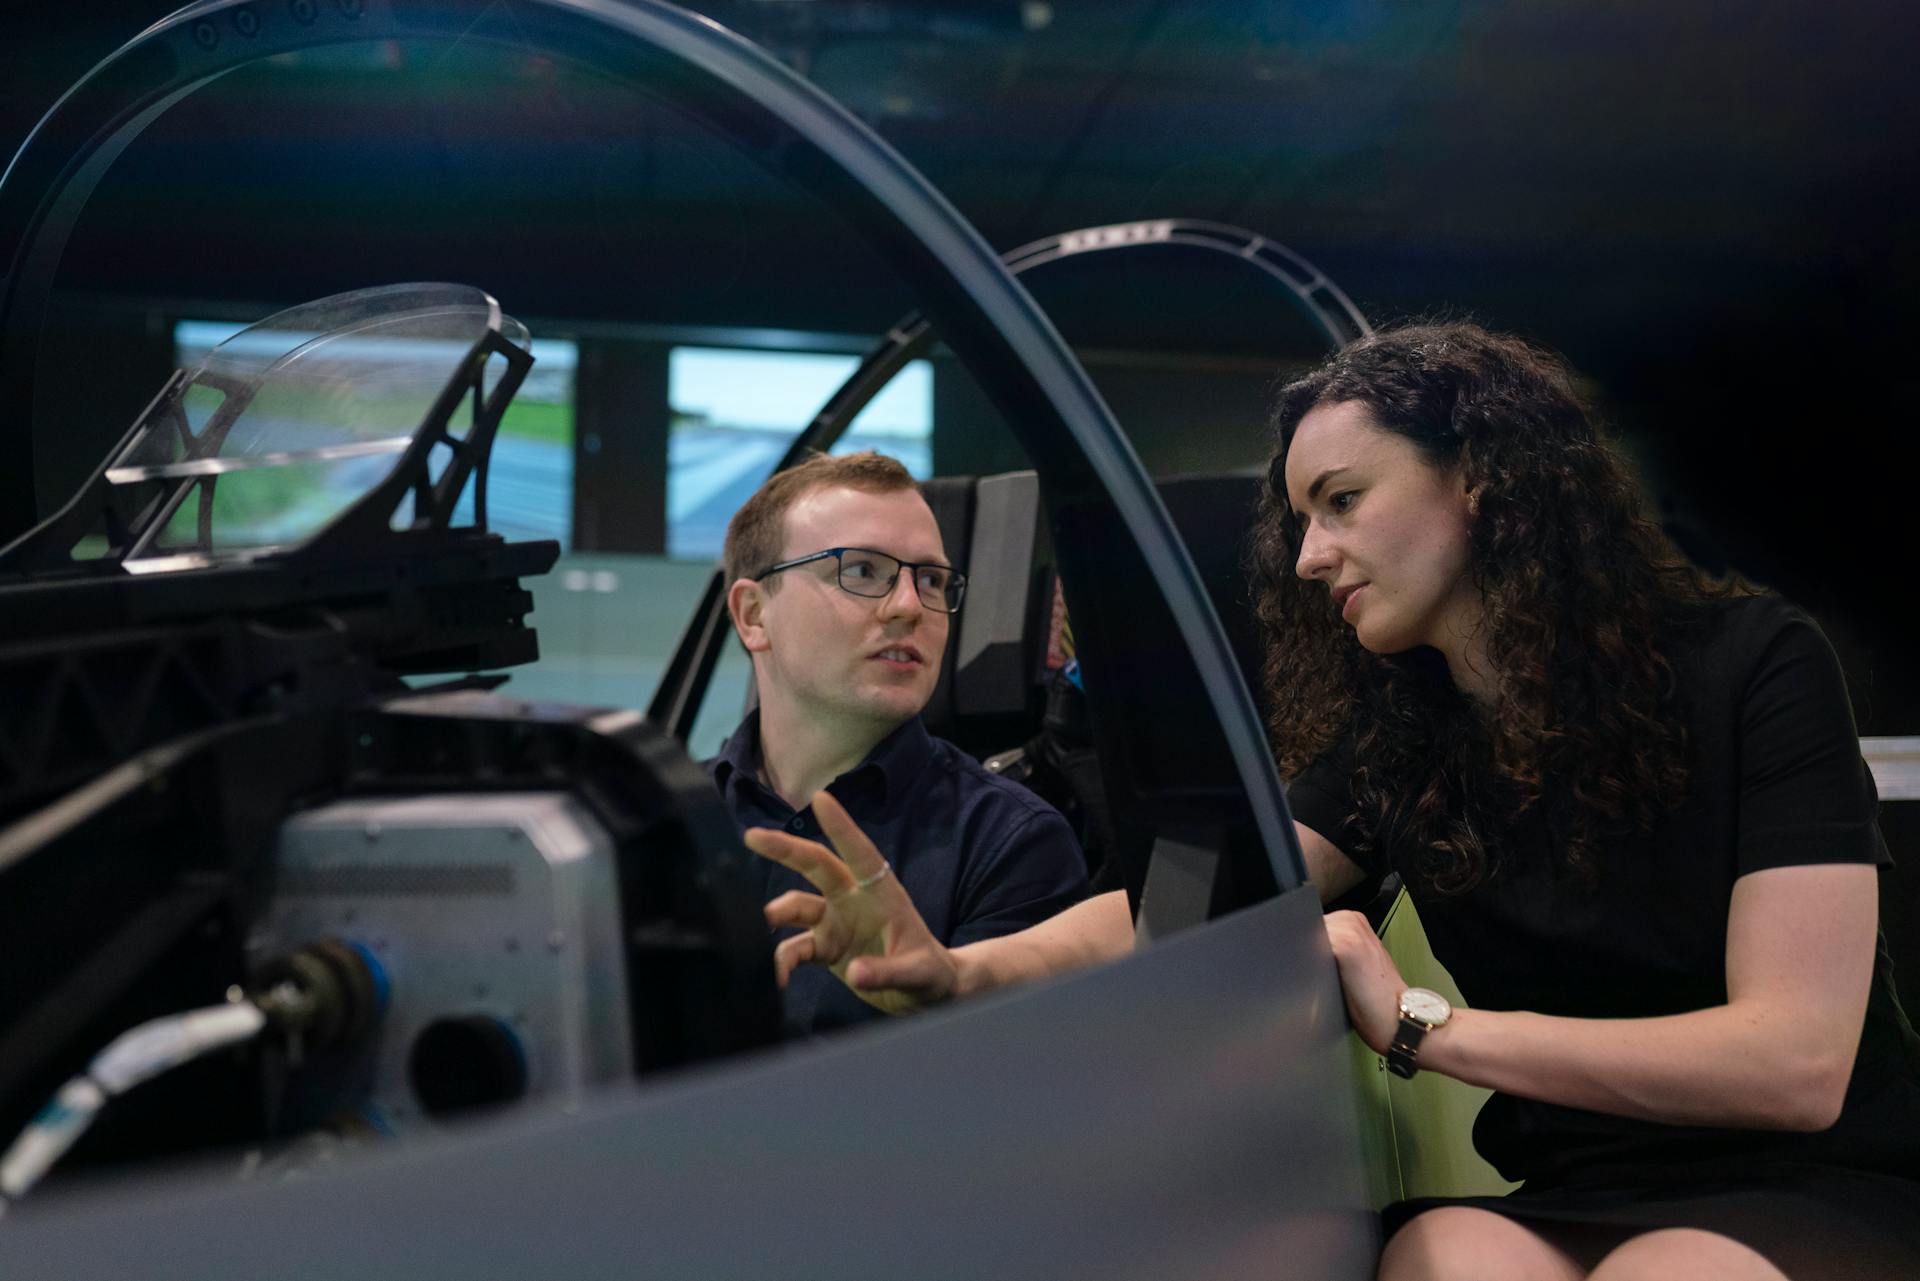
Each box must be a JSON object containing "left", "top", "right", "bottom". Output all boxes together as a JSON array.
[{"left": 1384, "top": 1018, "right": 1429, "bottom": 1079}]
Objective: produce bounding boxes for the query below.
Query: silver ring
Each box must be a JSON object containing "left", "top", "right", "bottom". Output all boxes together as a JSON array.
[{"left": 853, "top": 862, "right": 893, "bottom": 891}]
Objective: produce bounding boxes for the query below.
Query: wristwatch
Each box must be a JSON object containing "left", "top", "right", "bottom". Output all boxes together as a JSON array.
[{"left": 1384, "top": 987, "right": 1452, "bottom": 1079}]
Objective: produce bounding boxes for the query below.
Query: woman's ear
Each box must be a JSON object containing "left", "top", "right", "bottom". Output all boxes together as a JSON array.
[
  {"left": 727, "top": 578, "right": 772, "bottom": 654},
  {"left": 1464, "top": 480, "right": 1484, "bottom": 517}
]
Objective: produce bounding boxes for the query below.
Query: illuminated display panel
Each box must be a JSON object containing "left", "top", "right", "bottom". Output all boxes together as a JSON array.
[{"left": 667, "top": 345, "right": 932, "bottom": 561}]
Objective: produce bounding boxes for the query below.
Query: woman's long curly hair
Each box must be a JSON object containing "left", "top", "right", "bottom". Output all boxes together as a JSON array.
[{"left": 1251, "top": 323, "right": 1741, "bottom": 893}]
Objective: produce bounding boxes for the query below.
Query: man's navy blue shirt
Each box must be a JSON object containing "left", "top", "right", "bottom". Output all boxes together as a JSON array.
[{"left": 709, "top": 711, "right": 1089, "bottom": 1037}]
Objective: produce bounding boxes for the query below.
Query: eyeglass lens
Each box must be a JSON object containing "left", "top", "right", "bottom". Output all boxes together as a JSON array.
[{"left": 836, "top": 549, "right": 964, "bottom": 612}]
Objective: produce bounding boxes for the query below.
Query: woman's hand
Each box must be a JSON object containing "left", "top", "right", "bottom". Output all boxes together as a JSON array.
[
  {"left": 1323, "top": 909, "right": 1409, "bottom": 1055},
  {"left": 743, "top": 790, "right": 960, "bottom": 1016}
]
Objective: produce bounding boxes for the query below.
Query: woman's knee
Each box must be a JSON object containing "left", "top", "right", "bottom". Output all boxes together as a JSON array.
[
  {"left": 1588, "top": 1228, "right": 1787, "bottom": 1281},
  {"left": 1378, "top": 1206, "right": 1585, "bottom": 1281}
]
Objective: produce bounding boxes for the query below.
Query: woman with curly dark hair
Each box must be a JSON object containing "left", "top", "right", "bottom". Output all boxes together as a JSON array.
[
  {"left": 1263, "top": 323, "right": 1920, "bottom": 1279},
  {"left": 1255, "top": 325, "right": 1724, "bottom": 900},
  {"left": 748, "top": 322, "right": 1920, "bottom": 1279}
]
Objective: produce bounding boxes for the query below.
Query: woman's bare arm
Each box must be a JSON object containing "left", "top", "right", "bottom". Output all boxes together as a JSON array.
[
  {"left": 1326, "top": 862, "right": 1878, "bottom": 1131},
  {"left": 1297, "top": 820, "right": 1368, "bottom": 904}
]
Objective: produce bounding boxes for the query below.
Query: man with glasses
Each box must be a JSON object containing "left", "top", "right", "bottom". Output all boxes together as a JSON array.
[{"left": 713, "top": 451, "right": 1089, "bottom": 1036}]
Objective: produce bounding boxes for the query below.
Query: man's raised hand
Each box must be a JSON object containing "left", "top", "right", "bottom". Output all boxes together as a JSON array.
[{"left": 742, "top": 789, "right": 961, "bottom": 1015}]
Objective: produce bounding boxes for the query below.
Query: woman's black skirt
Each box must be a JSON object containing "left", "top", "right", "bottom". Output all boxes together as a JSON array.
[{"left": 1385, "top": 1164, "right": 1920, "bottom": 1279}]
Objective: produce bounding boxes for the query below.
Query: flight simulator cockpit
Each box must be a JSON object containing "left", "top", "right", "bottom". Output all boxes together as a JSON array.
[{"left": 0, "top": 2, "right": 1391, "bottom": 1277}]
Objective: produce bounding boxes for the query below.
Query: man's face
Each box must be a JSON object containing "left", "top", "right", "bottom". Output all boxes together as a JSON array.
[{"left": 743, "top": 484, "right": 952, "bottom": 739}]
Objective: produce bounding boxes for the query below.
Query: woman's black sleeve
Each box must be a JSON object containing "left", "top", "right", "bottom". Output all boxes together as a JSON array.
[
  {"left": 1283, "top": 731, "right": 1384, "bottom": 884},
  {"left": 1734, "top": 601, "right": 1891, "bottom": 876}
]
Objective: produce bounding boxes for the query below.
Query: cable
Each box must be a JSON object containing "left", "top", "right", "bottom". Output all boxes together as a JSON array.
[
  {"left": 0, "top": 938, "right": 385, "bottom": 1217},
  {"left": 0, "top": 1000, "right": 268, "bottom": 1214}
]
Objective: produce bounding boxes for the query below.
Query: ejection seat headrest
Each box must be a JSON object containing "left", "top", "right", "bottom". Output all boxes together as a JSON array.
[{"left": 919, "top": 468, "right": 1270, "bottom": 740}]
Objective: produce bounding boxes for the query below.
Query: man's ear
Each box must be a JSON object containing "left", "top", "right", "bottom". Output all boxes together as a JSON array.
[{"left": 727, "top": 578, "right": 772, "bottom": 654}]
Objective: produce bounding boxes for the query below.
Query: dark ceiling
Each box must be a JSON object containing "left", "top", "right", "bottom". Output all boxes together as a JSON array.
[
  {"left": 5, "top": 0, "right": 1920, "bottom": 709},
  {"left": 14, "top": 1, "right": 1915, "bottom": 339}
]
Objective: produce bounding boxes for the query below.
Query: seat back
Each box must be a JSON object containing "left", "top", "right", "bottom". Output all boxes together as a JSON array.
[
  {"left": 1149, "top": 472, "right": 1268, "bottom": 708},
  {"left": 919, "top": 471, "right": 1052, "bottom": 756},
  {"left": 915, "top": 474, "right": 976, "bottom": 732},
  {"left": 918, "top": 469, "right": 1279, "bottom": 899},
  {"left": 919, "top": 468, "right": 1273, "bottom": 758}
]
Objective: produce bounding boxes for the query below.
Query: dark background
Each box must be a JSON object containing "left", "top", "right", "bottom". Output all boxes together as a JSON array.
[{"left": 3, "top": 0, "right": 1917, "bottom": 733}]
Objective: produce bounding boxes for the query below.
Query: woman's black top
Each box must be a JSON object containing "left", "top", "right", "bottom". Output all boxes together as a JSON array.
[{"left": 1286, "top": 593, "right": 1920, "bottom": 1190}]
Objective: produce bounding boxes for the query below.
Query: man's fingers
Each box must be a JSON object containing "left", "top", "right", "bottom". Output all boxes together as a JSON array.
[
  {"left": 847, "top": 952, "right": 953, "bottom": 1003},
  {"left": 743, "top": 826, "right": 854, "bottom": 896},
  {"left": 744, "top": 797, "right": 895, "bottom": 900},
  {"left": 763, "top": 889, "right": 826, "bottom": 932},
  {"left": 773, "top": 931, "right": 816, "bottom": 989},
  {"left": 810, "top": 790, "right": 892, "bottom": 887},
  {"left": 847, "top": 952, "right": 931, "bottom": 993}
]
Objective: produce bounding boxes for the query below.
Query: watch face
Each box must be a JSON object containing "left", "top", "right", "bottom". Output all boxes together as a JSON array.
[{"left": 1400, "top": 988, "right": 1451, "bottom": 1025}]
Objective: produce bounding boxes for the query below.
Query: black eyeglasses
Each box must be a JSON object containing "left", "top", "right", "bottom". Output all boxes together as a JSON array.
[{"left": 755, "top": 546, "right": 967, "bottom": 613}]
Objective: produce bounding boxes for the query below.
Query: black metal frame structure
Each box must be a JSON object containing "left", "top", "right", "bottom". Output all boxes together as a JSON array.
[{"left": 0, "top": 0, "right": 1306, "bottom": 902}]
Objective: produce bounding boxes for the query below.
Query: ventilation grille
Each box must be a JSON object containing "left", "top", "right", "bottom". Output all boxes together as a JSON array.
[{"left": 278, "top": 862, "right": 517, "bottom": 897}]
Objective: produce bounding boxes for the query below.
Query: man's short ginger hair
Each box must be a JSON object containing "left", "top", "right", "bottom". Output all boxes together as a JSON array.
[{"left": 722, "top": 450, "right": 920, "bottom": 589}]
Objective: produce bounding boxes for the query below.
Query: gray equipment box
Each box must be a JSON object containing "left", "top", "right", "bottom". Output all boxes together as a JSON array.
[{"left": 252, "top": 793, "right": 633, "bottom": 1132}]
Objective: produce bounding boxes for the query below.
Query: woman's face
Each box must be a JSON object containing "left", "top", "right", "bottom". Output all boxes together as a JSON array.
[{"left": 1283, "top": 399, "right": 1483, "bottom": 661}]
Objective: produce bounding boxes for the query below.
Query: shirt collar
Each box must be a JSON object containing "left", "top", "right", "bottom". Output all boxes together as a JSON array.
[
  {"left": 712, "top": 709, "right": 934, "bottom": 807},
  {"left": 854, "top": 714, "right": 934, "bottom": 805},
  {"left": 711, "top": 709, "right": 761, "bottom": 793}
]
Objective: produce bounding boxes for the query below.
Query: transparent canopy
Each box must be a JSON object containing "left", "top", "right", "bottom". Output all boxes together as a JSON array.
[{"left": 108, "top": 283, "right": 529, "bottom": 563}]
